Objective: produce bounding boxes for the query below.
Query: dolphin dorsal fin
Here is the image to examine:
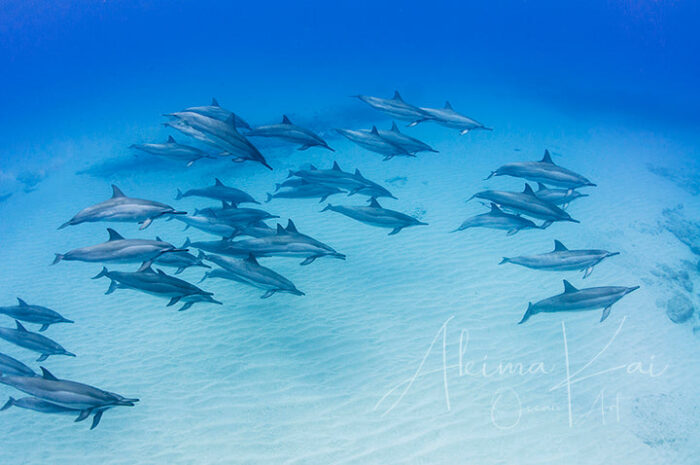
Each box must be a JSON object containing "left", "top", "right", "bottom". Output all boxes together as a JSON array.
[
  {"left": 211, "top": 98, "right": 220, "bottom": 107},
  {"left": 15, "top": 320, "right": 27, "bottom": 332},
  {"left": 17, "top": 298, "right": 28, "bottom": 307},
  {"left": 393, "top": 90, "right": 404, "bottom": 102},
  {"left": 489, "top": 203, "right": 504, "bottom": 215},
  {"left": 41, "top": 367, "right": 59, "bottom": 381},
  {"left": 354, "top": 168, "right": 364, "bottom": 178},
  {"left": 391, "top": 121, "right": 400, "bottom": 133},
  {"left": 276, "top": 224, "right": 286, "bottom": 234},
  {"left": 444, "top": 101, "right": 453, "bottom": 110},
  {"left": 246, "top": 253, "right": 259, "bottom": 265},
  {"left": 107, "top": 228, "right": 124, "bottom": 241},
  {"left": 182, "top": 238, "right": 191, "bottom": 248},
  {"left": 111, "top": 185, "right": 126, "bottom": 198},
  {"left": 563, "top": 280, "right": 578, "bottom": 293},
  {"left": 541, "top": 150, "right": 554, "bottom": 164},
  {"left": 282, "top": 115, "right": 292, "bottom": 125},
  {"left": 371, "top": 126, "right": 379, "bottom": 135},
  {"left": 309, "top": 164, "right": 317, "bottom": 171},
  {"left": 167, "top": 135, "right": 176, "bottom": 143},
  {"left": 214, "top": 178, "right": 224, "bottom": 186},
  {"left": 332, "top": 161, "right": 342, "bottom": 171},
  {"left": 553, "top": 240, "right": 568, "bottom": 252},
  {"left": 537, "top": 182, "right": 547, "bottom": 191},
  {"left": 155, "top": 236, "right": 163, "bottom": 242},
  {"left": 522, "top": 184, "right": 536, "bottom": 196},
  {"left": 369, "top": 197, "right": 381, "bottom": 208},
  {"left": 286, "top": 219, "right": 298, "bottom": 233}
]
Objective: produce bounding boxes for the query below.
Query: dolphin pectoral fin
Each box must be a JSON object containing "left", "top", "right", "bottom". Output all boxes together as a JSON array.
[
  {"left": 506, "top": 229, "right": 519, "bottom": 236},
  {"left": 583, "top": 266, "right": 593, "bottom": 279},
  {"left": 518, "top": 303, "right": 534, "bottom": 324},
  {"left": 39, "top": 324, "right": 49, "bottom": 332},
  {"left": 75, "top": 410, "right": 91, "bottom": 423},
  {"left": 600, "top": 306, "right": 612, "bottom": 322},
  {"left": 407, "top": 119, "right": 426, "bottom": 128},
  {"left": 178, "top": 302, "right": 193, "bottom": 312},
  {"left": 36, "top": 354, "right": 49, "bottom": 362},
  {"left": 540, "top": 221, "right": 553, "bottom": 229},
  {"left": 90, "top": 410, "right": 105, "bottom": 430},
  {"left": 186, "top": 160, "right": 195, "bottom": 168},
  {"left": 139, "top": 218, "right": 153, "bottom": 230},
  {"left": 388, "top": 227, "right": 403, "bottom": 235},
  {"left": 300, "top": 256, "right": 317, "bottom": 266},
  {"left": 52, "top": 254, "right": 64, "bottom": 265},
  {"left": 261, "top": 290, "right": 275, "bottom": 299},
  {"left": 562, "top": 202, "right": 569, "bottom": 210},
  {"left": 459, "top": 129, "right": 470, "bottom": 135},
  {"left": 167, "top": 297, "right": 181, "bottom": 307},
  {"left": 175, "top": 267, "right": 185, "bottom": 275},
  {"left": 297, "top": 144, "right": 311, "bottom": 151},
  {"left": 105, "top": 280, "right": 118, "bottom": 295}
]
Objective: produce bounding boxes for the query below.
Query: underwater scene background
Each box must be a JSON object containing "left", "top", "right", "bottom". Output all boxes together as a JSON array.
[{"left": 0, "top": 1, "right": 699, "bottom": 464}]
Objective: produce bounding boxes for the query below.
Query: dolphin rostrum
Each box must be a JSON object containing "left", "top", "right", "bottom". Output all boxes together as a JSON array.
[
  {"left": 0, "top": 367, "right": 139, "bottom": 429},
  {"left": 0, "top": 321, "right": 75, "bottom": 362},
  {"left": 518, "top": 280, "right": 640, "bottom": 324},
  {"left": 500, "top": 240, "right": 619, "bottom": 278},
  {"left": 0, "top": 298, "right": 73, "bottom": 332},
  {"left": 59, "top": 185, "right": 186, "bottom": 230},
  {"left": 486, "top": 150, "right": 595, "bottom": 189},
  {"left": 321, "top": 198, "right": 427, "bottom": 235},
  {"left": 247, "top": 115, "right": 333, "bottom": 151},
  {"left": 201, "top": 253, "right": 305, "bottom": 299},
  {"left": 452, "top": 203, "right": 542, "bottom": 235}
]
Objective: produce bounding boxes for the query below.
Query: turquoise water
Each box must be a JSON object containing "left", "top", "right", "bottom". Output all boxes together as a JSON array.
[{"left": 1, "top": 2, "right": 699, "bottom": 464}]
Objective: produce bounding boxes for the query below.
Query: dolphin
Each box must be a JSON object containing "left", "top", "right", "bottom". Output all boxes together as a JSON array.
[
  {"left": 190, "top": 219, "right": 345, "bottom": 265},
  {"left": 2, "top": 396, "right": 83, "bottom": 420},
  {"left": 336, "top": 127, "right": 414, "bottom": 160},
  {"left": 130, "top": 136, "right": 215, "bottom": 167},
  {"left": 321, "top": 198, "right": 427, "bottom": 235},
  {"left": 500, "top": 240, "right": 620, "bottom": 278},
  {"left": 533, "top": 182, "right": 588, "bottom": 209},
  {"left": 182, "top": 98, "right": 251, "bottom": 130},
  {"left": 53, "top": 228, "right": 184, "bottom": 266},
  {"left": 289, "top": 162, "right": 396, "bottom": 199},
  {"left": 194, "top": 202, "right": 279, "bottom": 226},
  {"left": 266, "top": 182, "right": 343, "bottom": 203},
  {"left": 353, "top": 91, "right": 430, "bottom": 121},
  {"left": 165, "top": 111, "right": 271, "bottom": 169},
  {"left": 175, "top": 178, "right": 259, "bottom": 205},
  {"left": 486, "top": 150, "right": 595, "bottom": 189},
  {"left": 469, "top": 184, "right": 579, "bottom": 227},
  {"left": 247, "top": 115, "right": 333, "bottom": 151},
  {"left": 408, "top": 101, "right": 491, "bottom": 134},
  {"left": 92, "top": 262, "right": 221, "bottom": 311},
  {"left": 0, "top": 353, "right": 36, "bottom": 377},
  {"left": 518, "top": 280, "right": 640, "bottom": 324},
  {"left": 59, "top": 185, "right": 186, "bottom": 230},
  {"left": 200, "top": 253, "right": 305, "bottom": 298},
  {"left": 0, "top": 321, "right": 75, "bottom": 362},
  {"left": 0, "top": 367, "right": 139, "bottom": 429},
  {"left": 453, "top": 203, "right": 542, "bottom": 235},
  {"left": 0, "top": 299, "right": 73, "bottom": 332},
  {"left": 377, "top": 122, "right": 438, "bottom": 154},
  {"left": 154, "top": 240, "right": 211, "bottom": 274}
]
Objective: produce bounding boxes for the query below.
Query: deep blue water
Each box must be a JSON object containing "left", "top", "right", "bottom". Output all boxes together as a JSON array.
[{"left": 0, "top": 2, "right": 699, "bottom": 464}]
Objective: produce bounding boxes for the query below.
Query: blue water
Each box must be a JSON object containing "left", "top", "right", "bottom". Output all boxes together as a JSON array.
[{"left": 1, "top": 1, "right": 699, "bottom": 464}]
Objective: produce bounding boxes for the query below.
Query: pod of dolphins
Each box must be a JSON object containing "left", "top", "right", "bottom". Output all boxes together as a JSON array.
[{"left": 0, "top": 91, "right": 639, "bottom": 430}]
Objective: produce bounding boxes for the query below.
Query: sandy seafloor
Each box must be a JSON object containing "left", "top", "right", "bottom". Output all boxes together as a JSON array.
[{"left": 0, "top": 88, "right": 698, "bottom": 465}]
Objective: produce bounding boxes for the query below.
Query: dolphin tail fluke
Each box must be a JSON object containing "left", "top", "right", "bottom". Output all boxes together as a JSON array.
[
  {"left": 90, "top": 410, "right": 105, "bottom": 430},
  {"left": 92, "top": 267, "right": 109, "bottom": 280},
  {"left": 175, "top": 188, "right": 184, "bottom": 200},
  {"left": 499, "top": 257, "right": 510, "bottom": 265},
  {"left": 0, "top": 397, "right": 15, "bottom": 411},
  {"left": 51, "top": 254, "right": 64, "bottom": 265},
  {"left": 265, "top": 193, "right": 273, "bottom": 203},
  {"left": 518, "top": 303, "right": 534, "bottom": 324}
]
